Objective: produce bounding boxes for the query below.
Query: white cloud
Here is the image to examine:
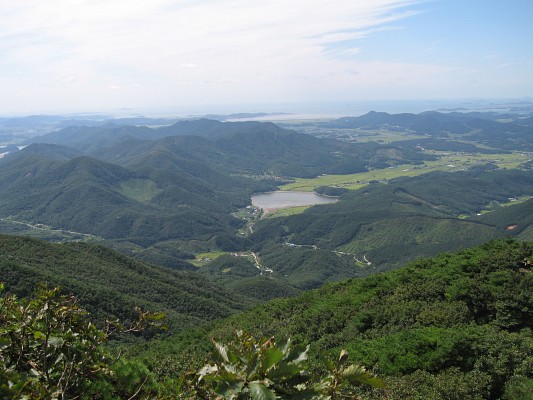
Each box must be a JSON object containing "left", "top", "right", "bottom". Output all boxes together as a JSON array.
[
  {"left": 54, "top": 75, "right": 76, "bottom": 83},
  {"left": 1, "top": 0, "right": 527, "bottom": 113}
]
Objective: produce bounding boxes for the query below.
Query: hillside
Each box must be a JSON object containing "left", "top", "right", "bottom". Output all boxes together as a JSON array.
[
  {"left": 0, "top": 234, "right": 253, "bottom": 333},
  {"left": 133, "top": 239, "right": 533, "bottom": 399},
  {"left": 250, "top": 168, "right": 533, "bottom": 277},
  {"left": 4, "top": 142, "right": 530, "bottom": 292},
  {"left": 29, "top": 119, "right": 434, "bottom": 178},
  {"left": 475, "top": 198, "right": 533, "bottom": 240},
  {"left": 1, "top": 114, "right": 530, "bottom": 295},
  {"left": 0, "top": 145, "right": 274, "bottom": 266},
  {"left": 317, "top": 111, "right": 533, "bottom": 151},
  {"left": 0, "top": 118, "right": 443, "bottom": 271}
]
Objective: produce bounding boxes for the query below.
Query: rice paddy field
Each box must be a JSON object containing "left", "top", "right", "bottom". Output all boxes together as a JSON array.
[{"left": 281, "top": 151, "right": 531, "bottom": 192}]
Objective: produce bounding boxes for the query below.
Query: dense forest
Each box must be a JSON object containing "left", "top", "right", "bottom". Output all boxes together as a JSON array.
[
  {"left": 249, "top": 167, "right": 533, "bottom": 287},
  {"left": 0, "top": 235, "right": 253, "bottom": 334},
  {"left": 1, "top": 239, "right": 531, "bottom": 398},
  {"left": 1, "top": 111, "right": 532, "bottom": 398}
]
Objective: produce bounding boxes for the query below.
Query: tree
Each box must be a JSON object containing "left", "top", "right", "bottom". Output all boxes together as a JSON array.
[
  {"left": 0, "top": 283, "right": 110, "bottom": 398},
  {"left": 186, "top": 331, "right": 385, "bottom": 399},
  {"left": 0, "top": 283, "right": 163, "bottom": 399}
]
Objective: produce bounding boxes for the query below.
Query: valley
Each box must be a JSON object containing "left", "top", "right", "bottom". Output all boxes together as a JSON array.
[
  {"left": 3, "top": 2, "right": 533, "bottom": 397},
  {"left": 1, "top": 109, "right": 532, "bottom": 399},
  {"left": 1, "top": 111, "right": 532, "bottom": 289},
  {"left": 281, "top": 151, "right": 531, "bottom": 192}
]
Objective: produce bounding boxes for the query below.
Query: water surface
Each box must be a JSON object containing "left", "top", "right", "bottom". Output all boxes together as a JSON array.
[{"left": 251, "top": 191, "right": 337, "bottom": 209}]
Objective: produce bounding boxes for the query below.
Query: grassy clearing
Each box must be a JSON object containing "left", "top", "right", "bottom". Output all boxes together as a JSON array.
[
  {"left": 467, "top": 195, "right": 533, "bottom": 219},
  {"left": 498, "top": 195, "right": 533, "bottom": 207},
  {"left": 264, "top": 205, "right": 312, "bottom": 218},
  {"left": 281, "top": 152, "right": 530, "bottom": 192},
  {"left": 118, "top": 178, "right": 159, "bottom": 203},
  {"left": 344, "top": 129, "right": 427, "bottom": 143},
  {"left": 191, "top": 251, "right": 229, "bottom": 267}
]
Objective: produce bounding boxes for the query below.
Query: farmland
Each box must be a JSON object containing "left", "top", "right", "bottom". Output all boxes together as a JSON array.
[{"left": 281, "top": 151, "right": 531, "bottom": 192}]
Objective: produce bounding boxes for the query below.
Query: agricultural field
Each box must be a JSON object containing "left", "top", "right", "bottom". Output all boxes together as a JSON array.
[
  {"left": 263, "top": 205, "right": 312, "bottom": 218},
  {"left": 190, "top": 251, "right": 230, "bottom": 267},
  {"left": 320, "top": 128, "right": 428, "bottom": 143},
  {"left": 281, "top": 151, "right": 531, "bottom": 192}
]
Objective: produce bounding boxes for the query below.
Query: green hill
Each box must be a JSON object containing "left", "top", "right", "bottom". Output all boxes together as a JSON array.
[
  {"left": 197, "top": 254, "right": 301, "bottom": 301},
  {"left": 475, "top": 198, "right": 533, "bottom": 239},
  {"left": 91, "top": 123, "right": 372, "bottom": 178},
  {"left": 0, "top": 146, "right": 273, "bottom": 265},
  {"left": 0, "top": 234, "right": 253, "bottom": 333},
  {"left": 32, "top": 119, "right": 434, "bottom": 178},
  {"left": 0, "top": 119, "right": 439, "bottom": 270},
  {"left": 251, "top": 168, "right": 533, "bottom": 276},
  {"left": 133, "top": 239, "right": 533, "bottom": 399},
  {"left": 320, "top": 110, "right": 533, "bottom": 151}
]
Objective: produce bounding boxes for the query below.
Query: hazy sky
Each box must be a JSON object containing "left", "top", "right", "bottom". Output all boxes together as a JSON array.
[{"left": 1, "top": 0, "right": 532, "bottom": 114}]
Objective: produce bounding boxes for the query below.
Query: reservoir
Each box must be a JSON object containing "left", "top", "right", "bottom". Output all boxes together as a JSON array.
[{"left": 251, "top": 191, "right": 337, "bottom": 209}]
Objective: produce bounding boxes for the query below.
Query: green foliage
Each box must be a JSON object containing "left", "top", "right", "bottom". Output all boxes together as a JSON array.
[
  {"left": 502, "top": 375, "right": 533, "bottom": 400},
  {"left": 185, "top": 331, "right": 384, "bottom": 399},
  {"left": 0, "top": 283, "right": 169, "bottom": 399},
  {"left": 0, "top": 284, "right": 110, "bottom": 398},
  {"left": 378, "top": 368, "right": 492, "bottom": 400},
  {"left": 0, "top": 284, "right": 385, "bottom": 399},
  {"left": 0, "top": 234, "right": 253, "bottom": 334},
  {"left": 252, "top": 168, "right": 533, "bottom": 272},
  {"left": 148, "top": 240, "right": 533, "bottom": 399},
  {"left": 199, "top": 255, "right": 301, "bottom": 301}
]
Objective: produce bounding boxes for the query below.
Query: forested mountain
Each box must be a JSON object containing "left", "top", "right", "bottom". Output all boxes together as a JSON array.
[
  {"left": 0, "top": 118, "right": 441, "bottom": 270},
  {"left": 26, "top": 118, "right": 434, "bottom": 177},
  {"left": 2, "top": 110, "right": 533, "bottom": 398},
  {"left": 318, "top": 110, "right": 533, "bottom": 151},
  {"left": 0, "top": 234, "right": 253, "bottom": 333},
  {"left": 0, "top": 149, "right": 261, "bottom": 247},
  {"left": 132, "top": 239, "right": 533, "bottom": 399},
  {"left": 251, "top": 168, "right": 533, "bottom": 274}
]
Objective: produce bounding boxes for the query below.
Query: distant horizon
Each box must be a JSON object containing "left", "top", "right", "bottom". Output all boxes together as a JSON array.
[
  {"left": 1, "top": 97, "right": 532, "bottom": 120},
  {"left": 2, "top": 1, "right": 532, "bottom": 114}
]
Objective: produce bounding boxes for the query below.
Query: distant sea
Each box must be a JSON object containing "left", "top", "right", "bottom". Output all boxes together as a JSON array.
[{"left": 125, "top": 98, "right": 533, "bottom": 120}]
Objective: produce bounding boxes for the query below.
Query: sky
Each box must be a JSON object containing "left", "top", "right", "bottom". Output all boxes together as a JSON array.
[{"left": 0, "top": 0, "right": 532, "bottom": 115}]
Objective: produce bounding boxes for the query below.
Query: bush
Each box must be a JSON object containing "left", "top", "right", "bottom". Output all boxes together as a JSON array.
[
  {"left": 182, "top": 331, "right": 384, "bottom": 399},
  {"left": 0, "top": 283, "right": 164, "bottom": 399}
]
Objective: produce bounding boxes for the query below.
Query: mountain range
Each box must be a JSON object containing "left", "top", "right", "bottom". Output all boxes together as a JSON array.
[{"left": 1, "top": 113, "right": 532, "bottom": 291}]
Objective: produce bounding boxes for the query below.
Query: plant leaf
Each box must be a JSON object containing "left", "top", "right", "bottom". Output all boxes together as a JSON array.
[
  {"left": 266, "top": 362, "right": 302, "bottom": 380},
  {"left": 287, "top": 344, "right": 309, "bottom": 365},
  {"left": 280, "top": 337, "right": 292, "bottom": 355},
  {"left": 339, "top": 364, "right": 386, "bottom": 388},
  {"left": 198, "top": 364, "right": 218, "bottom": 378},
  {"left": 33, "top": 331, "right": 46, "bottom": 340},
  {"left": 338, "top": 349, "right": 348, "bottom": 367},
  {"left": 213, "top": 340, "right": 230, "bottom": 363},
  {"left": 48, "top": 336, "right": 64, "bottom": 348},
  {"left": 262, "top": 347, "right": 284, "bottom": 372},
  {"left": 249, "top": 381, "right": 277, "bottom": 400},
  {"left": 215, "top": 381, "right": 244, "bottom": 397}
]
